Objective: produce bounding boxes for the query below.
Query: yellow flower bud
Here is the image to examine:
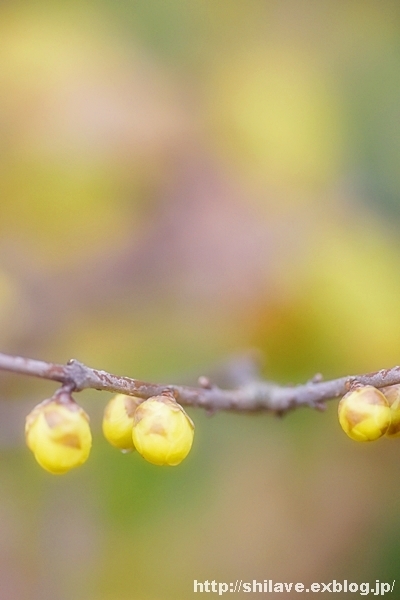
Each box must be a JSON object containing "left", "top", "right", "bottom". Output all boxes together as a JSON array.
[
  {"left": 25, "top": 396, "right": 92, "bottom": 474},
  {"left": 338, "top": 385, "right": 391, "bottom": 442},
  {"left": 132, "top": 395, "right": 194, "bottom": 466},
  {"left": 381, "top": 385, "right": 400, "bottom": 438},
  {"left": 102, "top": 394, "right": 141, "bottom": 451}
]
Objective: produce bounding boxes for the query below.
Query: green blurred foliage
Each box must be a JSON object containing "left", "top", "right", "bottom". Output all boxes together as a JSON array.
[{"left": 1, "top": 1, "right": 400, "bottom": 598}]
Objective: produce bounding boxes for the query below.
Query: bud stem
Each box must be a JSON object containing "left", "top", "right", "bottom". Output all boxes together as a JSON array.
[{"left": 2, "top": 351, "right": 400, "bottom": 416}]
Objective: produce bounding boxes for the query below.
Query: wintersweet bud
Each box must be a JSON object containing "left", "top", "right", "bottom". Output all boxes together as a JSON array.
[
  {"left": 132, "top": 395, "right": 194, "bottom": 466},
  {"left": 25, "top": 392, "right": 92, "bottom": 474},
  {"left": 102, "top": 394, "right": 142, "bottom": 451},
  {"left": 381, "top": 384, "right": 400, "bottom": 438},
  {"left": 338, "top": 385, "right": 391, "bottom": 442}
]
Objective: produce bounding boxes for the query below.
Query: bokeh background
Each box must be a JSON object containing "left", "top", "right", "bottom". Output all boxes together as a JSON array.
[{"left": 1, "top": 1, "right": 400, "bottom": 598}]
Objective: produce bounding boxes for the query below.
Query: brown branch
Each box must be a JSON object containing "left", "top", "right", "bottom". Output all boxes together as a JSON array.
[{"left": 0, "top": 352, "right": 400, "bottom": 414}]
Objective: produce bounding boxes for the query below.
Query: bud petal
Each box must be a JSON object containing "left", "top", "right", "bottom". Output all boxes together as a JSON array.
[
  {"left": 25, "top": 397, "right": 92, "bottom": 474},
  {"left": 338, "top": 385, "right": 391, "bottom": 442},
  {"left": 102, "top": 394, "right": 141, "bottom": 451},
  {"left": 381, "top": 384, "right": 400, "bottom": 438},
  {"left": 132, "top": 395, "right": 194, "bottom": 466}
]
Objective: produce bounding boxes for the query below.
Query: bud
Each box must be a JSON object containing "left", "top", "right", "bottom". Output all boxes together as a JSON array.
[
  {"left": 381, "top": 384, "right": 400, "bottom": 438},
  {"left": 132, "top": 395, "right": 194, "bottom": 466},
  {"left": 102, "top": 394, "right": 142, "bottom": 451},
  {"left": 25, "top": 393, "right": 92, "bottom": 474},
  {"left": 338, "top": 385, "right": 391, "bottom": 442}
]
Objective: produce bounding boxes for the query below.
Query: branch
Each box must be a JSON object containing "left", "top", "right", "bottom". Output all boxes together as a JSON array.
[{"left": 0, "top": 352, "right": 400, "bottom": 414}]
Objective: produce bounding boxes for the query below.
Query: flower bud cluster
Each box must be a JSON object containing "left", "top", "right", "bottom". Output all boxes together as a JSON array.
[
  {"left": 103, "top": 393, "right": 194, "bottom": 466},
  {"left": 338, "top": 384, "right": 400, "bottom": 442},
  {"left": 25, "top": 389, "right": 194, "bottom": 474}
]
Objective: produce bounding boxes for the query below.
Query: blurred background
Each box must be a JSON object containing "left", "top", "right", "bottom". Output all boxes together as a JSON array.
[{"left": 0, "top": 0, "right": 400, "bottom": 598}]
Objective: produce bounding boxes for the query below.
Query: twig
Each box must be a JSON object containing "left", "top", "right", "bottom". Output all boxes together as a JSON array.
[{"left": 0, "top": 352, "right": 399, "bottom": 414}]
